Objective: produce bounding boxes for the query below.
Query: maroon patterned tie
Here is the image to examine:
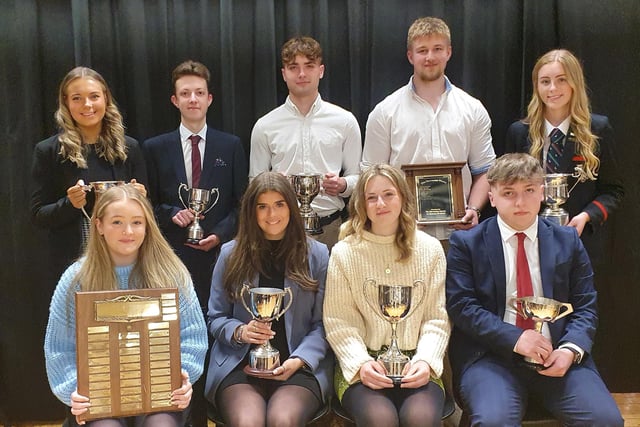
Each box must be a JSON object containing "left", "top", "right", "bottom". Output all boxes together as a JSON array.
[
  {"left": 516, "top": 232, "right": 535, "bottom": 330},
  {"left": 189, "top": 135, "right": 201, "bottom": 188}
]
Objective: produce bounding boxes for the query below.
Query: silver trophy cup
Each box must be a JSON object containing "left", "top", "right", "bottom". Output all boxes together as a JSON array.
[
  {"left": 289, "top": 174, "right": 323, "bottom": 235},
  {"left": 541, "top": 165, "right": 589, "bottom": 225},
  {"left": 364, "top": 279, "right": 425, "bottom": 383},
  {"left": 240, "top": 284, "right": 293, "bottom": 375},
  {"left": 511, "top": 296, "right": 573, "bottom": 369},
  {"left": 80, "top": 181, "right": 125, "bottom": 220},
  {"left": 178, "top": 183, "right": 220, "bottom": 244}
]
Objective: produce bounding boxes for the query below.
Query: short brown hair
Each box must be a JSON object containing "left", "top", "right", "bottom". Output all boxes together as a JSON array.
[
  {"left": 407, "top": 17, "right": 451, "bottom": 49},
  {"left": 281, "top": 36, "right": 323, "bottom": 66},
  {"left": 171, "top": 60, "right": 210, "bottom": 92},
  {"left": 487, "top": 153, "right": 544, "bottom": 187}
]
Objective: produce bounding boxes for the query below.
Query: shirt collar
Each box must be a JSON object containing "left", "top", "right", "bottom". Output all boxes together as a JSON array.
[
  {"left": 544, "top": 117, "right": 571, "bottom": 138},
  {"left": 285, "top": 93, "right": 322, "bottom": 117},
  {"left": 409, "top": 75, "right": 453, "bottom": 94},
  {"left": 179, "top": 123, "right": 207, "bottom": 142},
  {"left": 497, "top": 215, "right": 538, "bottom": 243}
]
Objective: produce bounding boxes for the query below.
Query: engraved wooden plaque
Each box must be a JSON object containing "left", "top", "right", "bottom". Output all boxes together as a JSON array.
[
  {"left": 75, "top": 288, "right": 181, "bottom": 421},
  {"left": 401, "top": 162, "right": 467, "bottom": 225}
]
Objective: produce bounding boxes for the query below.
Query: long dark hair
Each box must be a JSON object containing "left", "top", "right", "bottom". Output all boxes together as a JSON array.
[{"left": 223, "top": 172, "right": 317, "bottom": 300}]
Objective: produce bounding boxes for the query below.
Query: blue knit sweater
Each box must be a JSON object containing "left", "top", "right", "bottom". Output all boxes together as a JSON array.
[{"left": 44, "top": 260, "right": 208, "bottom": 406}]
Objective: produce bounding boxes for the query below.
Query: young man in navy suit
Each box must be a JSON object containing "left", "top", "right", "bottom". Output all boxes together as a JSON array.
[
  {"left": 446, "top": 153, "right": 622, "bottom": 426},
  {"left": 143, "top": 60, "right": 247, "bottom": 310},
  {"left": 143, "top": 61, "right": 248, "bottom": 427}
]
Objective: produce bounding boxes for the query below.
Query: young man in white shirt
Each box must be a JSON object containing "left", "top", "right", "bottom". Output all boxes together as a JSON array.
[{"left": 250, "top": 36, "right": 362, "bottom": 249}]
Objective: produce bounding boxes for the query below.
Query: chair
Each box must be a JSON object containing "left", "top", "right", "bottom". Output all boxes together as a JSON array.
[{"left": 206, "top": 401, "right": 330, "bottom": 426}]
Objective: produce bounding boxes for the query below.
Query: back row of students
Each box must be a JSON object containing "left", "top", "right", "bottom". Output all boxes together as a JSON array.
[{"left": 33, "top": 15, "right": 623, "bottom": 427}]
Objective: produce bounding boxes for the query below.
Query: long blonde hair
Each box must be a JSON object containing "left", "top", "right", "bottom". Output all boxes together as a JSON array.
[
  {"left": 74, "top": 184, "right": 191, "bottom": 291},
  {"left": 55, "top": 67, "right": 128, "bottom": 169},
  {"left": 341, "top": 164, "right": 416, "bottom": 262},
  {"left": 525, "top": 49, "right": 599, "bottom": 179}
]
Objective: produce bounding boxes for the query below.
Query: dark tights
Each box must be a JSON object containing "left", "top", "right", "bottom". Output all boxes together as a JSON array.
[
  {"left": 342, "top": 382, "right": 444, "bottom": 427},
  {"left": 218, "top": 383, "right": 321, "bottom": 427}
]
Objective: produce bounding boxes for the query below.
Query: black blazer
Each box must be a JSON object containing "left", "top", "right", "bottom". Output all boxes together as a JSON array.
[
  {"left": 142, "top": 128, "right": 247, "bottom": 305},
  {"left": 30, "top": 134, "right": 147, "bottom": 277},
  {"left": 504, "top": 114, "right": 624, "bottom": 262}
]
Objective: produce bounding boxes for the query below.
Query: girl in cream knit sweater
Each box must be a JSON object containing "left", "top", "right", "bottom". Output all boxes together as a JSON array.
[{"left": 324, "top": 164, "right": 451, "bottom": 427}]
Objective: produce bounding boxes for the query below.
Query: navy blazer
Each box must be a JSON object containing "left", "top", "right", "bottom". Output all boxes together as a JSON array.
[
  {"left": 205, "top": 239, "right": 333, "bottom": 405},
  {"left": 142, "top": 128, "right": 247, "bottom": 305},
  {"left": 445, "top": 217, "right": 598, "bottom": 384},
  {"left": 30, "top": 134, "right": 147, "bottom": 277},
  {"left": 505, "top": 114, "right": 624, "bottom": 262}
]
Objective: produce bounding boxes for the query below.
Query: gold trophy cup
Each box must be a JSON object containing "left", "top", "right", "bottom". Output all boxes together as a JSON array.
[
  {"left": 512, "top": 296, "right": 574, "bottom": 369},
  {"left": 289, "top": 173, "right": 323, "bottom": 235},
  {"left": 240, "top": 284, "right": 293, "bottom": 375},
  {"left": 364, "top": 279, "right": 425, "bottom": 383},
  {"left": 178, "top": 183, "right": 220, "bottom": 243}
]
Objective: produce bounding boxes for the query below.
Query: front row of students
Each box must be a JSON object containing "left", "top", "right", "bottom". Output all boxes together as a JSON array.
[{"left": 45, "top": 155, "right": 623, "bottom": 426}]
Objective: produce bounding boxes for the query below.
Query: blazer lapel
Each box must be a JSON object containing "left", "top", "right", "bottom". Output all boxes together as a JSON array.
[
  {"left": 170, "top": 131, "right": 188, "bottom": 186},
  {"left": 200, "top": 130, "right": 218, "bottom": 189},
  {"left": 537, "top": 220, "right": 555, "bottom": 298},
  {"left": 484, "top": 218, "right": 508, "bottom": 316},
  {"left": 559, "top": 129, "right": 577, "bottom": 171}
]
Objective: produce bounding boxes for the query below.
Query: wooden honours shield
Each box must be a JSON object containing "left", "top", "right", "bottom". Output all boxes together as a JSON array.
[
  {"left": 401, "top": 162, "right": 467, "bottom": 225},
  {"left": 75, "top": 288, "right": 181, "bottom": 422}
]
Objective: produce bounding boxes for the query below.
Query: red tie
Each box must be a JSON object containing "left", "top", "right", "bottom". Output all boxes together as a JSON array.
[
  {"left": 189, "top": 135, "right": 202, "bottom": 188},
  {"left": 516, "top": 232, "right": 535, "bottom": 329}
]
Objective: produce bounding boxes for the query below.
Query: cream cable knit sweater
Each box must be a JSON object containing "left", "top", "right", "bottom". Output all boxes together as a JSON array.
[{"left": 324, "top": 229, "right": 451, "bottom": 384}]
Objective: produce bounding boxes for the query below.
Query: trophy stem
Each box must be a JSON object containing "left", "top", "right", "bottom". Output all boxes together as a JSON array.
[{"left": 379, "top": 322, "right": 410, "bottom": 382}]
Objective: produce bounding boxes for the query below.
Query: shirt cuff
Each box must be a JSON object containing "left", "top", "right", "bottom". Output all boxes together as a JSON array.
[{"left": 559, "top": 342, "right": 584, "bottom": 364}]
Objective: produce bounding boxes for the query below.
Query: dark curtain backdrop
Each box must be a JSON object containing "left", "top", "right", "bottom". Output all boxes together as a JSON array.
[{"left": 1, "top": 0, "right": 638, "bottom": 422}]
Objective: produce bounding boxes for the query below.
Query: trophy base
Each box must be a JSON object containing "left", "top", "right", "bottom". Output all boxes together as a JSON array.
[
  {"left": 521, "top": 358, "right": 545, "bottom": 371},
  {"left": 243, "top": 365, "right": 277, "bottom": 377},
  {"left": 387, "top": 375, "right": 403, "bottom": 386},
  {"left": 186, "top": 238, "right": 202, "bottom": 244},
  {"left": 302, "top": 215, "right": 323, "bottom": 235}
]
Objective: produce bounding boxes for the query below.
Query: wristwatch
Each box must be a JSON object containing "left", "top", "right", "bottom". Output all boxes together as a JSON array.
[
  {"left": 564, "top": 346, "right": 582, "bottom": 364},
  {"left": 465, "top": 205, "right": 481, "bottom": 219}
]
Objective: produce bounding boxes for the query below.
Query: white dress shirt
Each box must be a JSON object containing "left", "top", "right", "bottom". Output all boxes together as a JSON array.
[
  {"left": 249, "top": 94, "right": 362, "bottom": 217},
  {"left": 179, "top": 123, "right": 207, "bottom": 188}
]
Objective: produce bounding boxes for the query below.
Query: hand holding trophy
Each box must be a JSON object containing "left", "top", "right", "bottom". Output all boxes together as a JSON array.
[
  {"left": 240, "top": 283, "right": 293, "bottom": 376},
  {"left": 178, "top": 183, "right": 220, "bottom": 243},
  {"left": 511, "top": 296, "right": 573, "bottom": 369},
  {"left": 363, "top": 279, "right": 425, "bottom": 384}
]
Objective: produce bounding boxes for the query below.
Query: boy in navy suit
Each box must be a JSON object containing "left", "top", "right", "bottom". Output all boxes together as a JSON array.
[
  {"left": 446, "top": 153, "right": 622, "bottom": 426},
  {"left": 143, "top": 60, "right": 247, "bottom": 310}
]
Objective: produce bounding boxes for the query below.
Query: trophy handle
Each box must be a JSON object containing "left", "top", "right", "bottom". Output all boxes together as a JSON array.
[
  {"left": 178, "top": 183, "right": 190, "bottom": 210},
  {"left": 404, "top": 280, "right": 425, "bottom": 321},
  {"left": 509, "top": 297, "right": 527, "bottom": 320},
  {"left": 363, "top": 278, "right": 387, "bottom": 322},
  {"left": 274, "top": 287, "right": 294, "bottom": 320},
  {"left": 550, "top": 302, "right": 573, "bottom": 322},
  {"left": 240, "top": 283, "right": 253, "bottom": 315},
  {"left": 202, "top": 188, "right": 220, "bottom": 215}
]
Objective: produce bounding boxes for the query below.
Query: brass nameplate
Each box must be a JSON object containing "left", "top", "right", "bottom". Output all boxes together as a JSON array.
[
  {"left": 402, "top": 162, "right": 467, "bottom": 225},
  {"left": 76, "top": 288, "right": 181, "bottom": 421}
]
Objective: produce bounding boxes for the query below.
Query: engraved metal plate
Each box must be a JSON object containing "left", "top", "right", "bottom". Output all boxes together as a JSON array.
[
  {"left": 75, "top": 288, "right": 181, "bottom": 421},
  {"left": 401, "top": 162, "right": 466, "bottom": 225}
]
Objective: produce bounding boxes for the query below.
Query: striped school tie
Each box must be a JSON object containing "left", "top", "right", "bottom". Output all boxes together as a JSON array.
[{"left": 546, "top": 128, "right": 565, "bottom": 173}]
